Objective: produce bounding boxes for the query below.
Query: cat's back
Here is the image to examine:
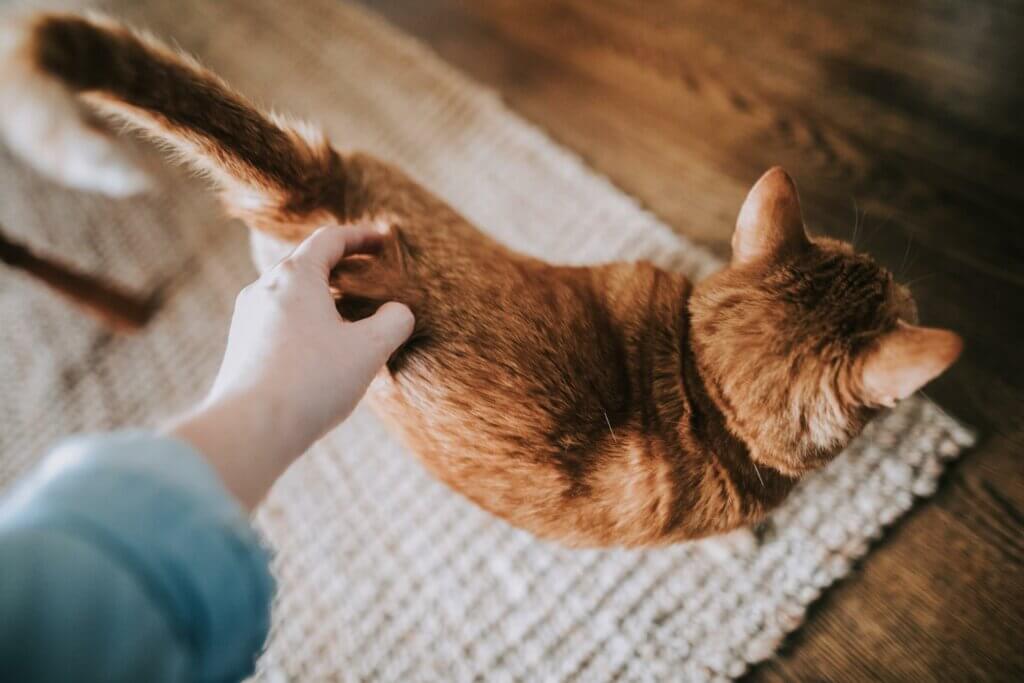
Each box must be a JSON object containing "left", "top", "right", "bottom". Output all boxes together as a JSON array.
[{"left": 370, "top": 258, "right": 701, "bottom": 545}]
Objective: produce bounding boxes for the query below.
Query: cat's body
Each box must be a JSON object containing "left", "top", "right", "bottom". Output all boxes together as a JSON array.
[
  {"left": 0, "top": 13, "right": 962, "bottom": 547},
  {"left": 255, "top": 159, "right": 790, "bottom": 547}
]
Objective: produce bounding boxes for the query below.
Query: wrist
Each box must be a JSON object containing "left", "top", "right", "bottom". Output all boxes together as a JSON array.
[{"left": 164, "top": 389, "right": 307, "bottom": 510}]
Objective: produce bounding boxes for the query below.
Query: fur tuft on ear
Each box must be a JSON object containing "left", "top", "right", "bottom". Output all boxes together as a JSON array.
[
  {"left": 860, "top": 322, "right": 963, "bottom": 407},
  {"left": 732, "top": 167, "right": 809, "bottom": 266}
]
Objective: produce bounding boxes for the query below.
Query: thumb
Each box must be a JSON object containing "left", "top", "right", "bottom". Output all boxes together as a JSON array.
[{"left": 353, "top": 302, "right": 415, "bottom": 364}]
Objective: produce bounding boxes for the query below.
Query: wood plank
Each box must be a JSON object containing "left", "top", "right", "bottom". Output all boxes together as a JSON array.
[{"left": 359, "top": 1, "right": 1024, "bottom": 680}]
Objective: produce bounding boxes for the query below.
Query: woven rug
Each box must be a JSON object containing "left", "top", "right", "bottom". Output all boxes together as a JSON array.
[{"left": 0, "top": 0, "right": 975, "bottom": 680}]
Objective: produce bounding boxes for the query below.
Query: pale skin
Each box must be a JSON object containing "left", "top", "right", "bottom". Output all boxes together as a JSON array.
[{"left": 165, "top": 225, "right": 415, "bottom": 510}]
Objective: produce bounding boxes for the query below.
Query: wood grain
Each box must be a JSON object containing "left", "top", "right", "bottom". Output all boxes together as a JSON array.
[{"left": 357, "top": 1, "right": 1024, "bottom": 680}]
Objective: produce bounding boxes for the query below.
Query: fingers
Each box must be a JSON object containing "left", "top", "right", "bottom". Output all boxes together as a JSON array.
[
  {"left": 288, "top": 224, "right": 386, "bottom": 279},
  {"left": 353, "top": 302, "right": 415, "bottom": 364}
]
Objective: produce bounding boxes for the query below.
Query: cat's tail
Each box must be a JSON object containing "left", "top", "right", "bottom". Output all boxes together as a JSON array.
[{"left": 0, "top": 12, "right": 341, "bottom": 239}]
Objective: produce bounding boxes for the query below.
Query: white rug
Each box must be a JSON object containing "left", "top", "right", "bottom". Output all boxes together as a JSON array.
[{"left": 0, "top": 0, "right": 974, "bottom": 680}]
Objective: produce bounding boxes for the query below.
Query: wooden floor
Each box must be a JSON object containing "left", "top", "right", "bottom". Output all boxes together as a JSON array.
[{"left": 357, "top": 1, "right": 1024, "bottom": 680}]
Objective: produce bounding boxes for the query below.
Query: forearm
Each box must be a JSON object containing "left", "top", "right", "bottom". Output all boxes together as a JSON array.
[
  {"left": 165, "top": 390, "right": 307, "bottom": 511},
  {"left": 0, "top": 225, "right": 412, "bottom": 683},
  {"left": 0, "top": 432, "right": 274, "bottom": 682}
]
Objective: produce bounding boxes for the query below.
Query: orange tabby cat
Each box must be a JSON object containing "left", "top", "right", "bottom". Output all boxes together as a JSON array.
[{"left": 0, "top": 13, "right": 962, "bottom": 547}]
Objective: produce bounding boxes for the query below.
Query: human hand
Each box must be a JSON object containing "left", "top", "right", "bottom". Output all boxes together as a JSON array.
[
  {"left": 167, "top": 224, "right": 414, "bottom": 509},
  {"left": 211, "top": 224, "right": 414, "bottom": 446}
]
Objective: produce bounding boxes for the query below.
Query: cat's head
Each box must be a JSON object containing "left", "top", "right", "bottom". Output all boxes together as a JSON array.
[{"left": 690, "top": 167, "right": 961, "bottom": 476}]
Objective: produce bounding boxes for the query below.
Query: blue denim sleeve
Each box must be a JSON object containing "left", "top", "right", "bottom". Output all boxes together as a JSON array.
[{"left": 0, "top": 431, "right": 275, "bottom": 683}]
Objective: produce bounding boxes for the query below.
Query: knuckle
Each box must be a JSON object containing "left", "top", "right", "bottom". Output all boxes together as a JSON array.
[{"left": 264, "top": 259, "right": 303, "bottom": 289}]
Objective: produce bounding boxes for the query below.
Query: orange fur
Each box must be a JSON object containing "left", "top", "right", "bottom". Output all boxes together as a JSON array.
[{"left": 9, "top": 14, "right": 963, "bottom": 547}]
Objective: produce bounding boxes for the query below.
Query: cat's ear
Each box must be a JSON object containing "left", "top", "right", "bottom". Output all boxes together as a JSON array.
[
  {"left": 860, "top": 322, "right": 963, "bottom": 407},
  {"left": 732, "top": 167, "right": 809, "bottom": 266}
]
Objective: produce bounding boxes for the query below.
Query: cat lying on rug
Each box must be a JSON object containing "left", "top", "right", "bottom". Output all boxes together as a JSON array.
[{"left": 0, "top": 13, "right": 962, "bottom": 547}]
